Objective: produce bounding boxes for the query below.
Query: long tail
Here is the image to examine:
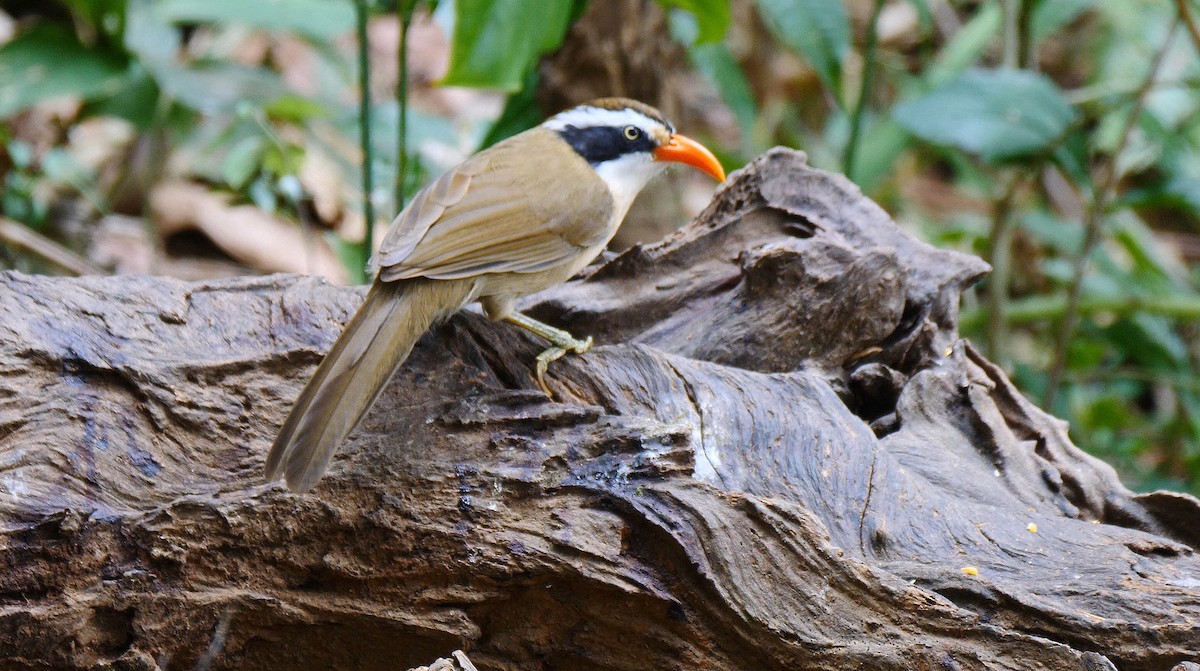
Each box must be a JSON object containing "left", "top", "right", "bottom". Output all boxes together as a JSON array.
[{"left": 265, "top": 278, "right": 474, "bottom": 492}]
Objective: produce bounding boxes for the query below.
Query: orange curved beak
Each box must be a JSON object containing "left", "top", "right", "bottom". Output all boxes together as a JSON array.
[{"left": 653, "top": 133, "right": 726, "bottom": 182}]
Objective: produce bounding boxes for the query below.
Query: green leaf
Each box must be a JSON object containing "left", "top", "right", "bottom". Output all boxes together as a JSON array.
[
  {"left": 1019, "top": 209, "right": 1083, "bottom": 255},
  {"left": 689, "top": 42, "right": 757, "bottom": 143},
  {"left": 924, "top": 2, "right": 1000, "bottom": 86},
  {"left": 1110, "top": 214, "right": 1189, "bottom": 285},
  {"left": 756, "top": 0, "right": 850, "bottom": 95},
  {"left": 125, "top": 0, "right": 181, "bottom": 63},
  {"left": 400, "top": 0, "right": 427, "bottom": 19},
  {"left": 365, "top": 103, "right": 458, "bottom": 160},
  {"left": 58, "top": 0, "right": 127, "bottom": 42},
  {"left": 222, "top": 135, "right": 265, "bottom": 189},
  {"left": 1106, "top": 313, "right": 1188, "bottom": 370},
  {"left": 1127, "top": 141, "right": 1200, "bottom": 220},
  {"left": 83, "top": 67, "right": 162, "bottom": 129},
  {"left": 1051, "top": 126, "right": 1092, "bottom": 190},
  {"left": 265, "top": 95, "right": 332, "bottom": 123},
  {"left": 480, "top": 71, "right": 542, "bottom": 148},
  {"left": 442, "top": 0, "right": 575, "bottom": 91},
  {"left": 656, "top": 0, "right": 731, "bottom": 43},
  {"left": 155, "top": 0, "right": 355, "bottom": 41},
  {"left": 0, "top": 24, "right": 128, "bottom": 117},
  {"left": 847, "top": 117, "right": 909, "bottom": 192},
  {"left": 149, "top": 61, "right": 286, "bottom": 113},
  {"left": 892, "top": 68, "right": 1078, "bottom": 164},
  {"left": 262, "top": 143, "right": 305, "bottom": 177},
  {"left": 1064, "top": 337, "right": 1109, "bottom": 370}
]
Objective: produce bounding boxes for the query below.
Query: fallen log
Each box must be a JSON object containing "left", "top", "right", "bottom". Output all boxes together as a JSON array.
[{"left": 1, "top": 149, "right": 1197, "bottom": 670}]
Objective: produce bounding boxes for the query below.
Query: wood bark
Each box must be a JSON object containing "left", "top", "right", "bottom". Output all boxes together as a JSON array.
[{"left": 1, "top": 149, "right": 1198, "bottom": 671}]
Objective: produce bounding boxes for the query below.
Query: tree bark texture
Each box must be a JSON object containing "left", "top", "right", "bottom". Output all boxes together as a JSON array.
[{"left": 1, "top": 149, "right": 1198, "bottom": 670}]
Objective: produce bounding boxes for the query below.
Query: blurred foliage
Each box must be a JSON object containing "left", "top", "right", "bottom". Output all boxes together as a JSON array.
[
  {"left": 441, "top": 0, "right": 575, "bottom": 90},
  {"left": 1, "top": 0, "right": 1199, "bottom": 494}
]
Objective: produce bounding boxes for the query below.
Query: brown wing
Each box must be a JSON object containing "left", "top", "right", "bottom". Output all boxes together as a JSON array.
[{"left": 372, "top": 128, "right": 614, "bottom": 282}]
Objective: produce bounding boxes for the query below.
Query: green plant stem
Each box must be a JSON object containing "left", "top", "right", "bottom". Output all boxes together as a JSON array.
[
  {"left": 1043, "top": 21, "right": 1181, "bottom": 410},
  {"left": 395, "top": 3, "right": 415, "bottom": 213},
  {"left": 984, "top": 172, "right": 1025, "bottom": 367},
  {"left": 962, "top": 292, "right": 1200, "bottom": 329},
  {"left": 844, "top": 0, "right": 885, "bottom": 182},
  {"left": 355, "top": 0, "right": 375, "bottom": 284},
  {"left": 1175, "top": 0, "right": 1200, "bottom": 55},
  {"left": 1066, "top": 366, "right": 1200, "bottom": 394},
  {"left": 1017, "top": 0, "right": 1036, "bottom": 69},
  {"left": 1066, "top": 77, "right": 1200, "bottom": 105},
  {"left": 1001, "top": 0, "right": 1020, "bottom": 68}
]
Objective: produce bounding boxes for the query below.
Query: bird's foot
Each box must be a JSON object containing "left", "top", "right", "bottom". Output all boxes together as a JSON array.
[
  {"left": 504, "top": 312, "right": 593, "bottom": 396},
  {"left": 534, "top": 335, "right": 593, "bottom": 395}
]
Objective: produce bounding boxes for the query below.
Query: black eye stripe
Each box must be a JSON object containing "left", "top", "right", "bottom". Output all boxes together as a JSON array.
[{"left": 556, "top": 124, "right": 656, "bottom": 165}]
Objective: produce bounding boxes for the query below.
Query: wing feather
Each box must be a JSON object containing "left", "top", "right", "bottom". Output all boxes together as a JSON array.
[{"left": 371, "top": 128, "right": 614, "bottom": 282}]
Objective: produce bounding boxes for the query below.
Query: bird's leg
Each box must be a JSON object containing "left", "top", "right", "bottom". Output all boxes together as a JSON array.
[{"left": 503, "top": 312, "right": 593, "bottom": 395}]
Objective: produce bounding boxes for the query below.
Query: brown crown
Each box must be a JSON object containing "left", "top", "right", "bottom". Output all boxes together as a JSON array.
[{"left": 575, "top": 97, "right": 673, "bottom": 133}]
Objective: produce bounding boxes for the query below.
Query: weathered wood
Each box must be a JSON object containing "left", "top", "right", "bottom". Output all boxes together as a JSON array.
[{"left": 1, "top": 149, "right": 1197, "bottom": 670}]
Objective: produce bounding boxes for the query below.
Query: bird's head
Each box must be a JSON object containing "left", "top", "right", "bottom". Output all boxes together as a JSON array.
[{"left": 542, "top": 98, "right": 725, "bottom": 207}]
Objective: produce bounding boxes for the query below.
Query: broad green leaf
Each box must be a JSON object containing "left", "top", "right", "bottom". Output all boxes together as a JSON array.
[
  {"left": 83, "top": 67, "right": 162, "bottom": 129},
  {"left": 399, "top": 0, "right": 430, "bottom": 20},
  {"left": 689, "top": 43, "right": 757, "bottom": 143},
  {"left": 1111, "top": 214, "right": 1190, "bottom": 285},
  {"left": 480, "top": 71, "right": 542, "bottom": 148},
  {"left": 1107, "top": 313, "right": 1188, "bottom": 370},
  {"left": 149, "top": 61, "right": 287, "bottom": 113},
  {"left": 847, "top": 117, "right": 909, "bottom": 192},
  {"left": 1019, "top": 210, "right": 1083, "bottom": 255},
  {"left": 1051, "top": 127, "right": 1092, "bottom": 190},
  {"left": 1064, "top": 337, "right": 1109, "bottom": 370},
  {"left": 155, "top": 0, "right": 355, "bottom": 41},
  {"left": 655, "top": 0, "right": 731, "bottom": 43},
  {"left": 367, "top": 103, "right": 459, "bottom": 159},
  {"left": 1156, "top": 152, "right": 1200, "bottom": 219},
  {"left": 222, "top": 135, "right": 265, "bottom": 189},
  {"left": 125, "top": 0, "right": 181, "bottom": 63},
  {"left": 442, "top": 0, "right": 575, "bottom": 91},
  {"left": 892, "top": 68, "right": 1078, "bottom": 164},
  {"left": 58, "top": 0, "right": 126, "bottom": 42},
  {"left": 0, "top": 24, "right": 128, "bottom": 117},
  {"left": 756, "top": 0, "right": 850, "bottom": 95},
  {"left": 669, "top": 5, "right": 752, "bottom": 162},
  {"left": 925, "top": 3, "right": 1000, "bottom": 86}
]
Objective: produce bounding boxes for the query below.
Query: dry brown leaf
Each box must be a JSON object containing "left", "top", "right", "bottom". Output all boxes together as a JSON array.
[{"left": 149, "top": 181, "right": 349, "bottom": 283}]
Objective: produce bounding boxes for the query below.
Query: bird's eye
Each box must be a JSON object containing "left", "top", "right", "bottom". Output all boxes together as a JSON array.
[{"left": 623, "top": 126, "right": 641, "bottom": 140}]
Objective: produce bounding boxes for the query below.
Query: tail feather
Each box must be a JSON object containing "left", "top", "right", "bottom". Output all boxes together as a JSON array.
[{"left": 265, "top": 278, "right": 473, "bottom": 492}]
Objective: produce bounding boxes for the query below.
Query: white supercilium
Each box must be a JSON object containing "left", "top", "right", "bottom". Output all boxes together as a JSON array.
[{"left": 541, "top": 106, "right": 666, "bottom": 134}]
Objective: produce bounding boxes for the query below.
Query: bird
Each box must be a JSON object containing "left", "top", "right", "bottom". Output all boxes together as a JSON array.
[{"left": 264, "top": 97, "right": 726, "bottom": 492}]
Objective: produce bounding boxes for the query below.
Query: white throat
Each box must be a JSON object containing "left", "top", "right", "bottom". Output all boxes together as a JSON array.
[{"left": 593, "top": 152, "right": 667, "bottom": 221}]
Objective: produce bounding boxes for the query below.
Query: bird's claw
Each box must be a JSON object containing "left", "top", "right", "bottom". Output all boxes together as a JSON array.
[{"left": 534, "top": 335, "right": 593, "bottom": 396}]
